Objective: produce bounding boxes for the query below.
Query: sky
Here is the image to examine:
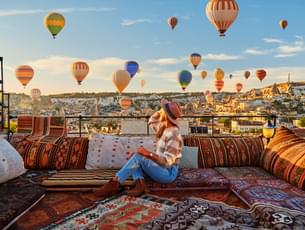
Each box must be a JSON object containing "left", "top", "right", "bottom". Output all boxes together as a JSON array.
[{"left": 0, "top": 0, "right": 305, "bottom": 95}]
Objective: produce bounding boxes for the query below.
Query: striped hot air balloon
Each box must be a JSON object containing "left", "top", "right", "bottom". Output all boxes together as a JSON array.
[
  {"left": 214, "top": 80, "right": 224, "bottom": 92},
  {"left": 71, "top": 61, "right": 90, "bottom": 85},
  {"left": 15, "top": 65, "right": 34, "bottom": 88},
  {"left": 236, "top": 83, "right": 243, "bottom": 93},
  {"left": 44, "top": 12, "right": 65, "bottom": 39},
  {"left": 256, "top": 69, "right": 267, "bottom": 82},
  {"left": 189, "top": 53, "right": 202, "bottom": 69},
  {"left": 206, "top": 0, "right": 239, "bottom": 37},
  {"left": 178, "top": 70, "right": 192, "bottom": 91},
  {"left": 31, "top": 88, "right": 41, "bottom": 101},
  {"left": 119, "top": 96, "right": 132, "bottom": 110},
  {"left": 168, "top": 17, "right": 178, "bottom": 30}
]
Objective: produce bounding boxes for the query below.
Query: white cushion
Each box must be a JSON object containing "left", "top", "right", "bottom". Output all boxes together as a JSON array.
[
  {"left": 86, "top": 134, "right": 157, "bottom": 169},
  {"left": 0, "top": 139, "right": 26, "bottom": 184}
]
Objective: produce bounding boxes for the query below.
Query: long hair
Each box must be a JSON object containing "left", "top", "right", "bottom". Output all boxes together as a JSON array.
[{"left": 155, "top": 111, "right": 177, "bottom": 139}]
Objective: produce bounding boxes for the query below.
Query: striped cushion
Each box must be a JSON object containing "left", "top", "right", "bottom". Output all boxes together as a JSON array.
[
  {"left": 261, "top": 126, "right": 305, "bottom": 190},
  {"left": 16, "top": 115, "right": 32, "bottom": 133},
  {"left": 184, "top": 136, "right": 264, "bottom": 168},
  {"left": 15, "top": 137, "right": 88, "bottom": 170}
]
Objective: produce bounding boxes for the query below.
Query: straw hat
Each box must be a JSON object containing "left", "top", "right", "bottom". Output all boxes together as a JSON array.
[{"left": 161, "top": 98, "right": 182, "bottom": 126}]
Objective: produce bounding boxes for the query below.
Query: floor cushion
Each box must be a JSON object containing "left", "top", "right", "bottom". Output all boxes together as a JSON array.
[
  {"left": 0, "top": 170, "right": 53, "bottom": 230},
  {"left": 184, "top": 136, "right": 264, "bottom": 168},
  {"left": 230, "top": 178, "right": 305, "bottom": 212},
  {"left": 215, "top": 167, "right": 275, "bottom": 180}
]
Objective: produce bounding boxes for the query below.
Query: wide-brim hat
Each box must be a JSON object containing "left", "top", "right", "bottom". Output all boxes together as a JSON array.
[{"left": 161, "top": 98, "right": 182, "bottom": 126}]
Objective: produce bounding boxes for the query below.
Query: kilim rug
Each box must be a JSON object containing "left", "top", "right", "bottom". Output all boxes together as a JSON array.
[
  {"left": 142, "top": 197, "right": 305, "bottom": 230},
  {"left": 26, "top": 116, "right": 49, "bottom": 142},
  {"left": 41, "top": 194, "right": 176, "bottom": 230},
  {"left": 40, "top": 117, "right": 66, "bottom": 144}
]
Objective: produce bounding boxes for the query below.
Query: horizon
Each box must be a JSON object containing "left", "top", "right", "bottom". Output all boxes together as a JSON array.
[{"left": 1, "top": 0, "right": 305, "bottom": 95}]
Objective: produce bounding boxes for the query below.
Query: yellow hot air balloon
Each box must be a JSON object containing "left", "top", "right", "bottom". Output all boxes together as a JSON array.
[
  {"left": 44, "top": 12, "right": 65, "bottom": 39},
  {"left": 112, "top": 70, "right": 131, "bottom": 93},
  {"left": 280, "top": 20, "right": 288, "bottom": 30},
  {"left": 206, "top": 0, "right": 239, "bottom": 37},
  {"left": 15, "top": 65, "right": 34, "bottom": 88},
  {"left": 201, "top": 70, "right": 208, "bottom": 80},
  {"left": 140, "top": 79, "right": 146, "bottom": 88},
  {"left": 213, "top": 68, "right": 224, "bottom": 81},
  {"left": 71, "top": 61, "right": 89, "bottom": 85},
  {"left": 119, "top": 96, "right": 132, "bottom": 110},
  {"left": 31, "top": 88, "right": 41, "bottom": 101}
]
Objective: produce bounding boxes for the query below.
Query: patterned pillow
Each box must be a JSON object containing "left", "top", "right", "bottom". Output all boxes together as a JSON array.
[
  {"left": 261, "top": 126, "right": 305, "bottom": 190},
  {"left": 0, "top": 139, "right": 26, "bottom": 184},
  {"left": 86, "top": 134, "right": 157, "bottom": 169}
]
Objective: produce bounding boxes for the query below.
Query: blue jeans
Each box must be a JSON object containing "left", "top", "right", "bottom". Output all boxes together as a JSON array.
[{"left": 116, "top": 153, "right": 179, "bottom": 184}]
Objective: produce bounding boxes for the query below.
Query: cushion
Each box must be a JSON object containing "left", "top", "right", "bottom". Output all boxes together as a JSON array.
[
  {"left": 15, "top": 137, "right": 88, "bottom": 170},
  {"left": 230, "top": 178, "right": 305, "bottom": 212},
  {"left": 261, "top": 126, "right": 305, "bottom": 190},
  {"left": 184, "top": 136, "right": 264, "bottom": 168},
  {"left": 180, "top": 146, "right": 198, "bottom": 168},
  {"left": 86, "top": 134, "right": 157, "bottom": 169},
  {"left": 0, "top": 139, "right": 26, "bottom": 184},
  {"left": 16, "top": 115, "right": 32, "bottom": 134},
  {"left": 215, "top": 167, "right": 275, "bottom": 180}
]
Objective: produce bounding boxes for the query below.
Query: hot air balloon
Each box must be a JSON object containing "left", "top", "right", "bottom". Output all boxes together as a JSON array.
[
  {"left": 44, "top": 12, "right": 65, "bottom": 39},
  {"left": 201, "top": 71, "right": 208, "bottom": 80},
  {"left": 168, "top": 17, "right": 178, "bottom": 30},
  {"left": 214, "top": 68, "right": 225, "bottom": 81},
  {"left": 125, "top": 61, "right": 139, "bottom": 78},
  {"left": 229, "top": 74, "right": 233, "bottom": 79},
  {"left": 280, "top": 20, "right": 288, "bottom": 30},
  {"left": 244, "top": 71, "right": 251, "bottom": 80},
  {"left": 178, "top": 70, "right": 192, "bottom": 91},
  {"left": 119, "top": 96, "right": 132, "bottom": 110},
  {"left": 112, "top": 70, "right": 131, "bottom": 93},
  {"left": 236, "top": 83, "right": 243, "bottom": 93},
  {"left": 140, "top": 79, "right": 146, "bottom": 88},
  {"left": 71, "top": 61, "right": 89, "bottom": 85},
  {"left": 214, "top": 80, "right": 224, "bottom": 92},
  {"left": 256, "top": 69, "right": 267, "bottom": 82},
  {"left": 206, "top": 0, "right": 239, "bottom": 37},
  {"left": 189, "top": 53, "right": 202, "bottom": 69},
  {"left": 31, "top": 88, "right": 41, "bottom": 101},
  {"left": 16, "top": 65, "right": 34, "bottom": 88}
]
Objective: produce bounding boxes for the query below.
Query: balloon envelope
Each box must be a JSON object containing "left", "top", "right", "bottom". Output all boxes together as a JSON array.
[
  {"left": 214, "top": 68, "right": 225, "bottom": 81},
  {"left": 201, "top": 71, "right": 208, "bottom": 80},
  {"left": 229, "top": 74, "right": 233, "bottom": 79},
  {"left": 214, "top": 80, "right": 224, "bottom": 92},
  {"left": 256, "top": 69, "right": 267, "bottom": 82},
  {"left": 189, "top": 53, "right": 202, "bottom": 69},
  {"left": 206, "top": 0, "right": 239, "bottom": 36},
  {"left": 280, "top": 20, "right": 288, "bottom": 30},
  {"left": 125, "top": 61, "right": 139, "bottom": 78},
  {"left": 119, "top": 96, "right": 132, "bottom": 110},
  {"left": 168, "top": 17, "right": 178, "bottom": 30},
  {"left": 140, "top": 79, "right": 146, "bottom": 88},
  {"left": 71, "top": 61, "right": 89, "bottom": 85},
  {"left": 112, "top": 70, "right": 131, "bottom": 93},
  {"left": 31, "top": 88, "right": 41, "bottom": 100},
  {"left": 44, "top": 12, "right": 65, "bottom": 38},
  {"left": 16, "top": 65, "right": 34, "bottom": 87},
  {"left": 236, "top": 83, "right": 243, "bottom": 93},
  {"left": 178, "top": 70, "right": 192, "bottom": 91},
  {"left": 244, "top": 71, "right": 251, "bottom": 80}
]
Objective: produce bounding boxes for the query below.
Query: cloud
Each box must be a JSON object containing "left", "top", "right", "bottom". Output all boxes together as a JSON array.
[
  {"left": 203, "top": 53, "right": 243, "bottom": 61},
  {"left": 263, "top": 38, "right": 284, "bottom": 44},
  {"left": 244, "top": 48, "right": 270, "bottom": 55},
  {"left": 146, "top": 57, "right": 184, "bottom": 65},
  {"left": 276, "top": 36, "right": 305, "bottom": 57},
  {"left": 121, "top": 18, "right": 153, "bottom": 26},
  {"left": 0, "top": 8, "right": 116, "bottom": 17}
]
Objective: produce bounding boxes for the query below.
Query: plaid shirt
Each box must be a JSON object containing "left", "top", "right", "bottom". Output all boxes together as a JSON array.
[{"left": 148, "top": 114, "right": 183, "bottom": 167}]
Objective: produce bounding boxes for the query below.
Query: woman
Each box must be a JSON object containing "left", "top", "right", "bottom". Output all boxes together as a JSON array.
[{"left": 93, "top": 98, "right": 183, "bottom": 198}]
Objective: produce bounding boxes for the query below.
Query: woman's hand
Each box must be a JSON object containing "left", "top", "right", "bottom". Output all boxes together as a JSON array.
[
  {"left": 137, "top": 147, "right": 151, "bottom": 158},
  {"left": 127, "top": 152, "right": 135, "bottom": 160}
]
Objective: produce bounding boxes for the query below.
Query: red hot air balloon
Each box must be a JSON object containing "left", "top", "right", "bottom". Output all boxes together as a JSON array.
[
  {"left": 256, "top": 69, "right": 267, "bottom": 82},
  {"left": 16, "top": 65, "right": 34, "bottom": 88},
  {"left": 168, "top": 17, "right": 178, "bottom": 30},
  {"left": 71, "top": 61, "right": 89, "bottom": 85},
  {"left": 214, "top": 80, "right": 224, "bottom": 92},
  {"left": 236, "top": 83, "right": 243, "bottom": 93},
  {"left": 119, "top": 96, "right": 132, "bottom": 110}
]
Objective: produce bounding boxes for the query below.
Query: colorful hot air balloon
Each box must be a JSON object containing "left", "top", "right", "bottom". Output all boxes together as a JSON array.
[
  {"left": 71, "top": 61, "right": 89, "bottom": 85},
  {"left": 125, "top": 61, "right": 139, "bottom": 78},
  {"left": 201, "top": 70, "right": 208, "bottom": 80},
  {"left": 178, "top": 70, "right": 192, "bottom": 91},
  {"left": 189, "top": 53, "right": 202, "bottom": 69},
  {"left": 214, "top": 68, "right": 225, "bottom": 81},
  {"left": 244, "top": 71, "right": 251, "bottom": 80},
  {"left": 256, "top": 69, "right": 267, "bottom": 82},
  {"left": 214, "top": 80, "right": 224, "bottom": 92},
  {"left": 206, "top": 0, "right": 239, "bottom": 37},
  {"left": 168, "top": 17, "right": 178, "bottom": 30},
  {"left": 119, "top": 96, "right": 132, "bottom": 110},
  {"left": 236, "top": 83, "right": 243, "bottom": 93},
  {"left": 15, "top": 65, "right": 34, "bottom": 88},
  {"left": 140, "top": 79, "right": 146, "bottom": 88},
  {"left": 280, "top": 20, "right": 288, "bottom": 30},
  {"left": 44, "top": 12, "right": 65, "bottom": 39},
  {"left": 31, "top": 88, "right": 41, "bottom": 101},
  {"left": 112, "top": 70, "right": 131, "bottom": 93}
]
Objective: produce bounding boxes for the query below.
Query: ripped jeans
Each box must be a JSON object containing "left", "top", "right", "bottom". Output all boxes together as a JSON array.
[{"left": 116, "top": 153, "right": 179, "bottom": 184}]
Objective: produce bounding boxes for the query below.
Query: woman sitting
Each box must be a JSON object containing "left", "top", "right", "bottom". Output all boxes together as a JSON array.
[{"left": 93, "top": 98, "right": 183, "bottom": 197}]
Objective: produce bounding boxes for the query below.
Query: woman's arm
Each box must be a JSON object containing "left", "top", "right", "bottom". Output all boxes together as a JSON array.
[{"left": 137, "top": 147, "right": 167, "bottom": 166}]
